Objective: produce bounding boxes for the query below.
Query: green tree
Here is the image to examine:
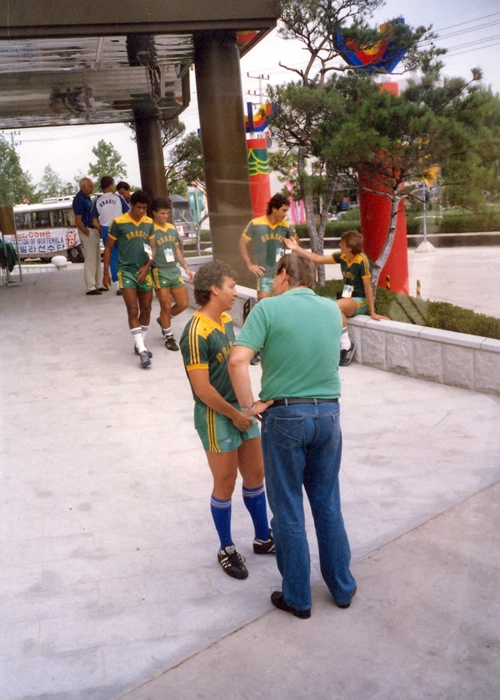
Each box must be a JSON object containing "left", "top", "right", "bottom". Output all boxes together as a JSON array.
[
  {"left": 315, "top": 63, "right": 498, "bottom": 288},
  {"left": 270, "top": 1, "right": 434, "bottom": 281},
  {"left": 88, "top": 140, "right": 127, "bottom": 183},
  {"left": 165, "top": 131, "right": 205, "bottom": 194},
  {"left": 36, "top": 164, "right": 75, "bottom": 199},
  {"left": 0, "top": 134, "right": 35, "bottom": 205}
]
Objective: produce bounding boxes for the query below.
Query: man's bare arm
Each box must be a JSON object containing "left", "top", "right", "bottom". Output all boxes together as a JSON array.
[{"left": 238, "top": 235, "right": 265, "bottom": 277}]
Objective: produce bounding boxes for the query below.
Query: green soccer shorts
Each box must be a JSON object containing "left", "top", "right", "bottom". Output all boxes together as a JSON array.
[
  {"left": 194, "top": 403, "right": 260, "bottom": 454},
  {"left": 256, "top": 274, "right": 274, "bottom": 293},
  {"left": 152, "top": 266, "right": 186, "bottom": 290},
  {"left": 353, "top": 297, "right": 368, "bottom": 315},
  {"left": 118, "top": 268, "right": 153, "bottom": 292}
]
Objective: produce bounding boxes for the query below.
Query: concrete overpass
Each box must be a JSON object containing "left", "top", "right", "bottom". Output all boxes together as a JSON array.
[{"left": 0, "top": 0, "right": 280, "bottom": 284}]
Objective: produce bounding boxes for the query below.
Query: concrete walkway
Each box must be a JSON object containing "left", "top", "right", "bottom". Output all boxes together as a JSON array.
[{"left": 1, "top": 264, "right": 499, "bottom": 700}]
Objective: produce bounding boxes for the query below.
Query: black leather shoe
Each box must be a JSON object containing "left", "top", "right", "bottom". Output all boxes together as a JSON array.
[
  {"left": 86, "top": 289, "right": 102, "bottom": 295},
  {"left": 271, "top": 591, "right": 311, "bottom": 619},
  {"left": 334, "top": 587, "right": 357, "bottom": 609},
  {"left": 98, "top": 287, "right": 109, "bottom": 292}
]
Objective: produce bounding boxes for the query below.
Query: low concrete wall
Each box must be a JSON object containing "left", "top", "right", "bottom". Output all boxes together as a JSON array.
[
  {"left": 184, "top": 267, "right": 500, "bottom": 397},
  {"left": 348, "top": 315, "right": 500, "bottom": 397},
  {"left": 185, "top": 276, "right": 257, "bottom": 328}
]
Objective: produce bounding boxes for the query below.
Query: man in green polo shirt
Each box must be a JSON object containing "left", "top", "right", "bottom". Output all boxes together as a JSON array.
[
  {"left": 229, "top": 251, "right": 357, "bottom": 619},
  {"left": 103, "top": 189, "right": 155, "bottom": 369}
]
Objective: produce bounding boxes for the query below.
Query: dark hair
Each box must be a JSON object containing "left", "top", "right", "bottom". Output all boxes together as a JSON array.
[
  {"left": 116, "top": 181, "right": 130, "bottom": 192},
  {"left": 130, "top": 189, "right": 150, "bottom": 206},
  {"left": 194, "top": 260, "right": 237, "bottom": 306},
  {"left": 100, "top": 175, "right": 114, "bottom": 191},
  {"left": 340, "top": 230, "right": 363, "bottom": 255},
  {"left": 276, "top": 252, "right": 316, "bottom": 289},
  {"left": 151, "top": 196, "right": 172, "bottom": 213},
  {"left": 266, "top": 193, "right": 290, "bottom": 216}
]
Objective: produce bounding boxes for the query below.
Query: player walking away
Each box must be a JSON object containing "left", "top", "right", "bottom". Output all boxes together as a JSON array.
[
  {"left": 238, "top": 193, "right": 299, "bottom": 364},
  {"left": 103, "top": 190, "right": 156, "bottom": 369},
  {"left": 116, "top": 181, "right": 132, "bottom": 204},
  {"left": 150, "top": 197, "right": 194, "bottom": 351},
  {"left": 180, "top": 260, "right": 275, "bottom": 580},
  {"left": 285, "top": 230, "right": 388, "bottom": 366},
  {"left": 91, "top": 175, "right": 129, "bottom": 295}
]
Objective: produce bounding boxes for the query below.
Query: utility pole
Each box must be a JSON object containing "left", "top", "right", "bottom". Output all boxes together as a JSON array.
[
  {"left": 246, "top": 72, "right": 269, "bottom": 103},
  {"left": 9, "top": 130, "right": 21, "bottom": 148}
]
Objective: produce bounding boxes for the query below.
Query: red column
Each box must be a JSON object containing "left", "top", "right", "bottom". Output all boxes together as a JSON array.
[
  {"left": 359, "top": 178, "right": 409, "bottom": 294},
  {"left": 358, "top": 81, "right": 409, "bottom": 294},
  {"left": 247, "top": 137, "right": 271, "bottom": 218}
]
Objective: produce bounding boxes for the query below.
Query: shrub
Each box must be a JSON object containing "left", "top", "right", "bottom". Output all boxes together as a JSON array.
[
  {"left": 405, "top": 216, "right": 421, "bottom": 235},
  {"left": 439, "top": 213, "right": 500, "bottom": 233},
  {"left": 294, "top": 221, "right": 361, "bottom": 239},
  {"left": 315, "top": 281, "right": 500, "bottom": 340}
]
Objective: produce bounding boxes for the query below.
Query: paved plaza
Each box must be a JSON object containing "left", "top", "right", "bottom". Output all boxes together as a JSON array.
[{"left": 0, "top": 248, "right": 499, "bottom": 699}]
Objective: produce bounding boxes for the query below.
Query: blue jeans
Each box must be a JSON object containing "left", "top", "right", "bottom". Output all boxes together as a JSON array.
[
  {"left": 101, "top": 226, "right": 118, "bottom": 282},
  {"left": 261, "top": 402, "right": 356, "bottom": 610}
]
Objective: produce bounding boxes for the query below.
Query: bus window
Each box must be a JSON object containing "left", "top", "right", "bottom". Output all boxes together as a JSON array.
[
  {"left": 52, "top": 209, "right": 73, "bottom": 227},
  {"left": 15, "top": 212, "right": 32, "bottom": 230},
  {"left": 33, "top": 210, "right": 51, "bottom": 228}
]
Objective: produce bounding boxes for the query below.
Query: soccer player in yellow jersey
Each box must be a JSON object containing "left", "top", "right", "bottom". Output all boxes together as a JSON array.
[
  {"left": 238, "top": 193, "right": 300, "bottom": 364},
  {"left": 150, "top": 197, "right": 193, "bottom": 351},
  {"left": 180, "top": 261, "right": 274, "bottom": 580},
  {"left": 103, "top": 190, "right": 155, "bottom": 368}
]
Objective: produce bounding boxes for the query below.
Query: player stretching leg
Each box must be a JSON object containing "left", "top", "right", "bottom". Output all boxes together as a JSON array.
[{"left": 285, "top": 230, "right": 388, "bottom": 366}]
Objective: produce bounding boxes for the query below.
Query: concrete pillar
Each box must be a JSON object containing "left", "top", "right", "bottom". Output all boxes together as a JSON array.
[
  {"left": 133, "top": 109, "right": 169, "bottom": 199},
  {"left": 126, "top": 33, "right": 169, "bottom": 200},
  {"left": 194, "top": 30, "right": 254, "bottom": 286}
]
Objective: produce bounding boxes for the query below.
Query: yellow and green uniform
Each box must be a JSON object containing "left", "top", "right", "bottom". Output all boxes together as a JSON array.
[
  {"left": 180, "top": 311, "right": 259, "bottom": 453},
  {"left": 331, "top": 251, "right": 372, "bottom": 315},
  {"left": 109, "top": 213, "right": 155, "bottom": 291},
  {"left": 242, "top": 216, "right": 295, "bottom": 291},
  {"left": 151, "top": 222, "right": 185, "bottom": 289}
]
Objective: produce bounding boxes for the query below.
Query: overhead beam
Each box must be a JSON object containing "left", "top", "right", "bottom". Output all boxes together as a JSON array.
[{"left": 0, "top": 0, "right": 278, "bottom": 38}]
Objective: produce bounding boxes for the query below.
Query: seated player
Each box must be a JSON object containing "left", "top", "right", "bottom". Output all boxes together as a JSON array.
[
  {"left": 285, "top": 230, "right": 387, "bottom": 365},
  {"left": 103, "top": 190, "right": 155, "bottom": 368},
  {"left": 150, "top": 197, "right": 194, "bottom": 351},
  {"left": 180, "top": 260, "right": 275, "bottom": 580}
]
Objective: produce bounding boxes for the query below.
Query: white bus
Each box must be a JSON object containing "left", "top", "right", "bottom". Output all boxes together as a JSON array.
[
  {"left": 4, "top": 197, "right": 83, "bottom": 262},
  {"left": 3, "top": 194, "right": 197, "bottom": 263}
]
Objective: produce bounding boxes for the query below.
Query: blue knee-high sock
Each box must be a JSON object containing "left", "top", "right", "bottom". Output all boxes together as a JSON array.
[
  {"left": 210, "top": 495, "right": 232, "bottom": 550},
  {"left": 242, "top": 485, "right": 270, "bottom": 541}
]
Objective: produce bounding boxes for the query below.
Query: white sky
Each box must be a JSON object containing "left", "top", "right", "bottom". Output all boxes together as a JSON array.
[{"left": 3, "top": 0, "right": 500, "bottom": 190}]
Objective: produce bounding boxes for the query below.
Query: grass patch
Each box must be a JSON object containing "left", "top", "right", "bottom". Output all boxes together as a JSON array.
[{"left": 315, "top": 280, "right": 500, "bottom": 341}]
